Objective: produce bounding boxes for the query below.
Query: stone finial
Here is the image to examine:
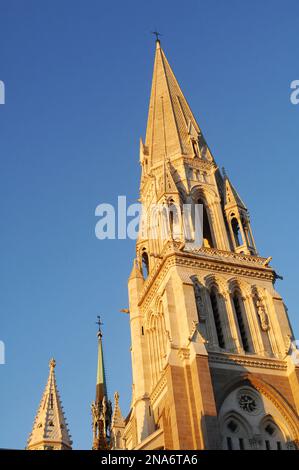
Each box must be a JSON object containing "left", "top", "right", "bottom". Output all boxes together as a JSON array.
[{"left": 49, "top": 358, "right": 56, "bottom": 370}]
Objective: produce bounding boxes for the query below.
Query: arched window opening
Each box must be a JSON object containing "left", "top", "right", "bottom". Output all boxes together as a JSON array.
[
  {"left": 210, "top": 289, "right": 225, "bottom": 348},
  {"left": 222, "top": 413, "right": 251, "bottom": 450},
  {"left": 220, "top": 387, "right": 297, "bottom": 451},
  {"left": 148, "top": 302, "right": 168, "bottom": 387},
  {"left": 191, "top": 138, "right": 199, "bottom": 157},
  {"left": 231, "top": 217, "right": 243, "bottom": 247},
  {"left": 198, "top": 198, "right": 214, "bottom": 248},
  {"left": 241, "top": 217, "right": 254, "bottom": 248},
  {"left": 142, "top": 251, "right": 149, "bottom": 279},
  {"left": 233, "top": 293, "right": 250, "bottom": 352},
  {"left": 260, "top": 417, "right": 289, "bottom": 451}
]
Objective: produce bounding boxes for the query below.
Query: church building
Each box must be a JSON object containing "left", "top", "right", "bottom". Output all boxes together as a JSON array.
[
  {"left": 27, "top": 40, "right": 299, "bottom": 451},
  {"left": 110, "top": 39, "right": 299, "bottom": 450}
]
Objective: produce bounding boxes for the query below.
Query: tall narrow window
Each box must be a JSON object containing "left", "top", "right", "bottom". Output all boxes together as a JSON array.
[
  {"left": 210, "top": 289, "right": 225, "bottom": 348},
  {"left": 227, "top": 437, "right": 233, "bottom": 450},
  {"left": 198, "top": 198, "right": 214, "bottom": 248},
  {"left": 233, "top": 293, "right": 250, "bottom": 352},
  {"left": 231, "top": 217, "right": 243, "bottom": 247},
  {"left": 142, "top": 251, "right": 149, "bottom": 279}
]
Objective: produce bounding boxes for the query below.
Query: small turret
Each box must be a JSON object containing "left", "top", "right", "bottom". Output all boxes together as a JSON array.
[{"left": 223, "top": 171, "right": 257, "bottom": 255}]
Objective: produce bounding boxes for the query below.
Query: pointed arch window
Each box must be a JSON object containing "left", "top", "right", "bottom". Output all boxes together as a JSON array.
[
  {"left": 232, "top": 293, "right": 250, "bottom": 352},
  {"left": 210, "top": 288, "right": 225, "bottom": 348},
  {"left": 241, "top": 216, "right": 254, "bottom": 249},
  {"left": 198, "top": 198, "right": 214, "bottom": 248},
  {"left": 222, "top": 412, "right": 251, "bottom": 450},
  {"left": 147, "top": 302, "right": 168, "bottom": 386},
  {"left": 231, "top": 216, "right": 243, "bottom": 247},
  {"left": 191, "top": 138, "right": 200, "bottom": 158},
  {"left": 141, "top": 250, "right": 149, "bottom": 279}
]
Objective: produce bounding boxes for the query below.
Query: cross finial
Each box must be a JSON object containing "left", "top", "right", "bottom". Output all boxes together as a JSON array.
[
  {"left": 96, "top": 315, "right": 103, "bottom": 336},
  {"left": 49, "top": 358, "right": 56, "bottom": 370},
  {"left": 151, "top": 30, "right": 162, "bottom": 42}
]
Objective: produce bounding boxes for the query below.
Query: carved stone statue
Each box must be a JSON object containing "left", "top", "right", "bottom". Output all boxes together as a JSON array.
[
  {"left": 255, "top": 298, "right": 270, "bottom": 331},
  {"left": 252, "top": 289, "right": 270, "bottom": 332},
  {"left": 191, "top": 276, "right": 205, "bottom": 321}
]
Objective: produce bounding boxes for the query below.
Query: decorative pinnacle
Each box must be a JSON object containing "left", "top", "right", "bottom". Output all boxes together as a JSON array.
[
  {"left": 49, "top": 358, "right": 56, "bottom": 370},
  {"left": 114, "top": 391, "right": 119, "bottom": 403}
]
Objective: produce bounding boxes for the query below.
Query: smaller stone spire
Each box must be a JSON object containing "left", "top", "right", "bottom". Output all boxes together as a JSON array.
[
  {"left": 111, "top": 391, "right": 125, "bottom": 449},
  {"left": 223, "top": 170, "right": 257, "bottom": 255},
  {"left": 27, "top": 358, "right": 72, "bottom": 450},
  {"left": 223, "top": 170, "right": 247, "bottom": 210},
  {"left": 111, "top": 391, "right": 125, "bottom": 428}
]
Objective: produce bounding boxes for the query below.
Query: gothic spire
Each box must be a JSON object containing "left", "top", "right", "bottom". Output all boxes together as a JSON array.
[
  {"left": 95, "top": 316, "right": 107, "bottom": 404},
  {"left": 111, "top": 391, "right": 125, "bottom": 449},
  {"left": 142, "top": 40, "right": 211, "bottom": 167},
  {"left": 26, "top": 358, "right": 72, "bottom": 450},
  {"left": 91, "top": 318, "right": 112, "bottom": 450}
]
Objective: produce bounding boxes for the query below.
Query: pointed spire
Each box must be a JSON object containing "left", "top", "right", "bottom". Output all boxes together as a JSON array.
[
  {"left": 95, "top": 316, "right": 107, "bottom": 404},
  {"left": 92, "top": 318, "right": 112, "bottom": 450},
  {"left": 27, "top": 359, "right": 72, "bottom": 450},
  {"left": 111, "top": 391, "right": 125, "bottom": 428},
  {"left": 223, "top": 171, "right": 247, "bottom": 210},
  {"left": 144, "top": 42, "right": 209, "bottom": 166},
  {"left": 111, "top": 391, "right": 125, "bottom": 449}
]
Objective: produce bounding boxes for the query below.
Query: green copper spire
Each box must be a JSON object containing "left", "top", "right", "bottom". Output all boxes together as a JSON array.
[
  {"left": 95, "top": 316, "right": 107, "bottom": 404},
  {"left": 92, "top": 316, "right": 112, "bottom": 450}
]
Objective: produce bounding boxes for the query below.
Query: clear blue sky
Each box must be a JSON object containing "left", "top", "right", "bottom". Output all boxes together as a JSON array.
[{"left": 0, "top": 0, "right": 298, "bottom": 449}]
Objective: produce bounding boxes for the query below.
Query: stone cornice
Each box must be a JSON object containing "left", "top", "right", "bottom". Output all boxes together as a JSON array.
[
  {"left": 138, "top": 242, "right": 275, "bottom": 311},
  {"left": 184, "top": 245, "right": 271, "bottom": 268},
  {"left": 208, "top": 352, "right": 287, "bottom": 371},
  {"left": 183, "top": 156, "right": 215, "bottom": 172}
]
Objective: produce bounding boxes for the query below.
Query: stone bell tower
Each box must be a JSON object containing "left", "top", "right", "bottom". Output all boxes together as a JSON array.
[{"left": 118, "top": 39, "right": 299, "bottom": 450}]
